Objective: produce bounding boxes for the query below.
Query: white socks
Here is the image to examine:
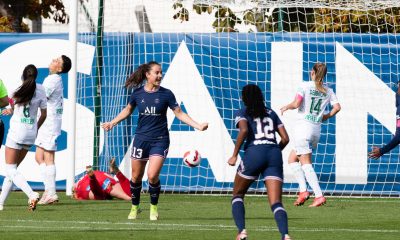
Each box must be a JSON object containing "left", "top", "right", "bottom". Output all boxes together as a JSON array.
[
  {"left": 302, "top": 164, "right": 323, "bottom": 197},
  {"left": 290, "top": 162, "right": 323, "bottom": 197},
  {"left": 0, "top": 176, "right": 13, "bottom": 206},
  {"left": 5, "top": 163, "right": 34, "bottom": 198},
  {"left": 45, "top": 165, "right": 56, "bottom": 196},
  {"left": 289, "top": 162, "right": 307, "bottom": 192}
]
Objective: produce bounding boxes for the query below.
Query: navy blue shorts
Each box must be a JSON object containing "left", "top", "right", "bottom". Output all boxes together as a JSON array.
[
  {"left": 237, "top": 145, "right": 283, "bottom": 182},
  {"left": 131, "top": 137, "right": 170, "bottom": 161}
]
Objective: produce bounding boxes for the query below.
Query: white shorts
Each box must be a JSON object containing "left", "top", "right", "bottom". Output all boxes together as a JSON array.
[
  {"left": 35, "top": 131, "right": 59, "bottom": 151},
  {"left": 293, "top": 121, "right": 321, "bottom": 155},
  {"left": 6, "top": 137, "right": 32, "bottom": 150},
  {"left": 35, "top": 119, "right": 61, "bottom": 151}
]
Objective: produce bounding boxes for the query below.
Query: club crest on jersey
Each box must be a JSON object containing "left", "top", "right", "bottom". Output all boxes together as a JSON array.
[{"left": 154, "top": 98, "right": 160, "bottom": 104}]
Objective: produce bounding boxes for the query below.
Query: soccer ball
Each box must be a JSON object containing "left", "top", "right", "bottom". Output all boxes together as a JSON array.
[{"left": 183, "top": 150, "right": 201, "bottom": 167}]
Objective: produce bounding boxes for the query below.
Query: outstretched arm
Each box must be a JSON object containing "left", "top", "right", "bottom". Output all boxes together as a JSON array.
[
  {"left": 227, "top": 120, "right": 248, "bottom": 166},
  {"left": 369, "top": 129, "right": 400, "bottom": 159},
  {"left": 102, "top": 104, "right": 134, "bottom": 131},
  {"left": 173, "top": 106, "right": 208, "bottom": 131},
  {"left": 280, "top": 95, "right": 302, "bottom": 115}
]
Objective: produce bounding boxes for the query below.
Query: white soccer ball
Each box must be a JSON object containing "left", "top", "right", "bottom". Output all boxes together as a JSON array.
[{"left": 183, "top": 150, "right": 201, "bottom": 167}]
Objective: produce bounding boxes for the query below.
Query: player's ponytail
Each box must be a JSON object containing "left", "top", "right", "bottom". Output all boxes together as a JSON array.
[
  {"left": 242, "top": 84, "right": 267, "bottom": 119},
  {"left": 313, "top": 63, "right": 327, "bottom": 94},
  {"left": 125, "top": 61, "right": 160, "bottom": 89},
  {"left": 13, "top": 64, "right": 37, "bottom": 105}
]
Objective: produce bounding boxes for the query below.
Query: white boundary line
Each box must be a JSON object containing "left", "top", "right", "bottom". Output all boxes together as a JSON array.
[{"left": 0, "top": 219, "right": 397, "bottom": 233}]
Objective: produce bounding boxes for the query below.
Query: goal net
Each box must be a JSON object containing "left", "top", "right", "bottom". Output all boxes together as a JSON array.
[{"left": 69, "top": 0, "right": 400, "bottom": 197}]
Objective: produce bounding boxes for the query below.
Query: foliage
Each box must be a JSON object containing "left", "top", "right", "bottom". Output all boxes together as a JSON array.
[
  {"left": 172, "top": 1, "right": 400, "bottom": 33},
  {"left": 0, "top": 0, "right": 68, "bottom": 32}
]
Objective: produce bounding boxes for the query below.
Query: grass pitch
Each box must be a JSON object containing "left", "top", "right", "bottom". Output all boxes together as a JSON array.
[{"left": 0, "top": 192, "right": 398, "bottom": 240}]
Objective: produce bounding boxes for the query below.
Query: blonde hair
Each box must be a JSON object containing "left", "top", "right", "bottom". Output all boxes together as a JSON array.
[{"left": 312, "top": 63, "right": 327, "bottom": 94}]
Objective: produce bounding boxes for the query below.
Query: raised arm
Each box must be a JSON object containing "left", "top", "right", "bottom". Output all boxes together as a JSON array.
[
  {"left": 102, "top": 104, "right": 134, "bottom": 131},
  {"left": 172, "top": 106, "right": 208, "bottom": 131}
]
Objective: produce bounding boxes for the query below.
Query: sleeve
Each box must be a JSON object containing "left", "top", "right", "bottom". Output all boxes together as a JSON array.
[
  {"left": 0, "top": 79, "right": 8, "bottom": 98},
  {"left": 128, "top": 91, "right": 137, "bottom": 108},
  {"left": 167, "top": 90, "right": 179, "bottom": 110},
  {"left": 328, "top": 88, "right": 339, "bottom": 105},
  {"left": 234, "top": 108, "right": 247, "bottom": 128},
  {"left": 295, "top": 82, "right": 306, "bottom": 98},
  {"left": 380, "top": 128, "right": 400, "bottom": 155},
  {"left": 270, "top": 110, "right": 284, "bottom": 130},
  {"left": 43, "top": 77, "right": 56, "bottom": 98},
  {"left": 39, "top": 86, "right": 47, "bottom": 109}
]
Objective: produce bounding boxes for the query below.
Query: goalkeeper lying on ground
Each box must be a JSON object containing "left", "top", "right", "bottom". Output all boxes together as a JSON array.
[{"left": 73, "top": 159, "right": 131, "bottom": 200}]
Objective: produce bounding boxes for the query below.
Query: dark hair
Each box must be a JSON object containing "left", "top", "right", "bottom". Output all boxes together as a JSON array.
[
  {"left": 14, "top": 64, "right": 37, "bottom": 105},
  {"left": 60, "top": 55, "right": 72, "bottom": 73},
  {"left": 125, "top": 61, "right": 160, "bottom": 88},
  {"left": 242, "top": 84, "right": 267, "bottom": 119}
]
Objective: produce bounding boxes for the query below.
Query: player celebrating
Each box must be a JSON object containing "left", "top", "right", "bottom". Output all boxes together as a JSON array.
[
  {"left": 35, "top": 55, "right": 71, "bottom": 205},
  {"left": 280, "top": 63, "right": 341, "bottom": 207},
  {"left": 0, "top": 64, "right": 47, "bottom": 211},
  {"left": 228, "top": 84, "right": 291, "bottom": 240},
  {"left": 369, "top": 81, "right": 400, "bottom": 159},
  {"left": 73, "top": 159, "right": 131, "bottom": 200},
  {"left": 102, "top": 61, "right": 208, "bottom": 220}
]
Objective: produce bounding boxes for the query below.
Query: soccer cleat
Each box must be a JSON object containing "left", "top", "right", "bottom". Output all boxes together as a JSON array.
[
  {"left": 309, "top": 196, "right": 326, "bottom": 207},
  {"left": 127, "top": 205, "right": 141, "bottom": 220},
  {"left": 293, "top": 191, "right": 310, "bottom": 206},
  {"left": 109, "top": 158, "right": 120, "bottom": 174},
  {"left": 0, "top": 205, "right": 3, "bottom": 211},
  {"left": 149, "top": 204, "right": 159, "bottom": 221},
  {"left": 38, "top": 191, "right": 48, "bottom": 204},
  {"left": 38, "top": 193, "right": 59, "bottom": 205},
  {"left": 283, "top": 234, "right": 292, "bottom": 240},
  {"left": 28, "top": 192, "right": 40, "bottom": 211},
  {"left": 236, "top": 229, "right": 247, "bottom": 240}
]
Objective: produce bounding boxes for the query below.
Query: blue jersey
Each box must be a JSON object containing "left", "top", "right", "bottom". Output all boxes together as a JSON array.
[
  {"left": 234, "top": 107, "right": 283, "bottom": 150},
  {"left": 129, "top": 86, "right": 179, "bottom": 141}
]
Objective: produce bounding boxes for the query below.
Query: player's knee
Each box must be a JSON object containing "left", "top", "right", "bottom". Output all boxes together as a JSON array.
[
  {"left": 301, "top": 164, "right": 315, "bottom": 173},
  {"left": 5, "top": 166, "right": 17, "bottom": 180}
]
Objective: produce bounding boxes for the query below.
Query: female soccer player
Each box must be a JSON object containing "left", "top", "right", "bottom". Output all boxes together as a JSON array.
[
  {"left": 0, "top": 64, "right": 47, "bottom": 211},
  {"left": 73, "top": 159, "right": 131, "bottom": 201},
  {"left": 228, "top": 84, "right": 291, "bottom": 240},
  {"left": 369, "top": 81, "right": 400, "bottom": 159},
  {"left": 35, "top": 55, "right": 71, "bottom": 205},
  {"left": 102, "top": 61, "right": 208, "bottom": 220},
  {"left": 280, "top": 62, "right": 341, "bottom": 207}
]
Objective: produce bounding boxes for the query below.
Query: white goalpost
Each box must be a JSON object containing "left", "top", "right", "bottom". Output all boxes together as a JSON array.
[{"left": 67, "top": 0, "right": 400, "bottom": 197}]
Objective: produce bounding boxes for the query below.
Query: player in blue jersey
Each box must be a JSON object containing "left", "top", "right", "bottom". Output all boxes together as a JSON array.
[
  {"left": 369, "top": 81, "right": 400, "bottom": 159},
  {"left": 102, "top": 61, "right": 208, "bottom": 220},
  {"left": 228, "top": 84, "right": 291, "bottom": 240},
  {"left": 280, "top": 63, "right": 341, "bottom": 207}
]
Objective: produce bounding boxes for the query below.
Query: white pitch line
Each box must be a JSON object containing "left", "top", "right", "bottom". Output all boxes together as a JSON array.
[{"left": 0, "top": 219, "right": 397, "bottom": 233}]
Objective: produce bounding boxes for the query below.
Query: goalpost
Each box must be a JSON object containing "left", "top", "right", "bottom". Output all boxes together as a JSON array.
[{"left": 69, "top": 0, "right": 400, "bottom": 197}]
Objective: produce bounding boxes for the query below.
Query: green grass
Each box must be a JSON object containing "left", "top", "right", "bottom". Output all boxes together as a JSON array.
[{"left": 0, "top": 192, "right": 399, "bottom": 240}]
